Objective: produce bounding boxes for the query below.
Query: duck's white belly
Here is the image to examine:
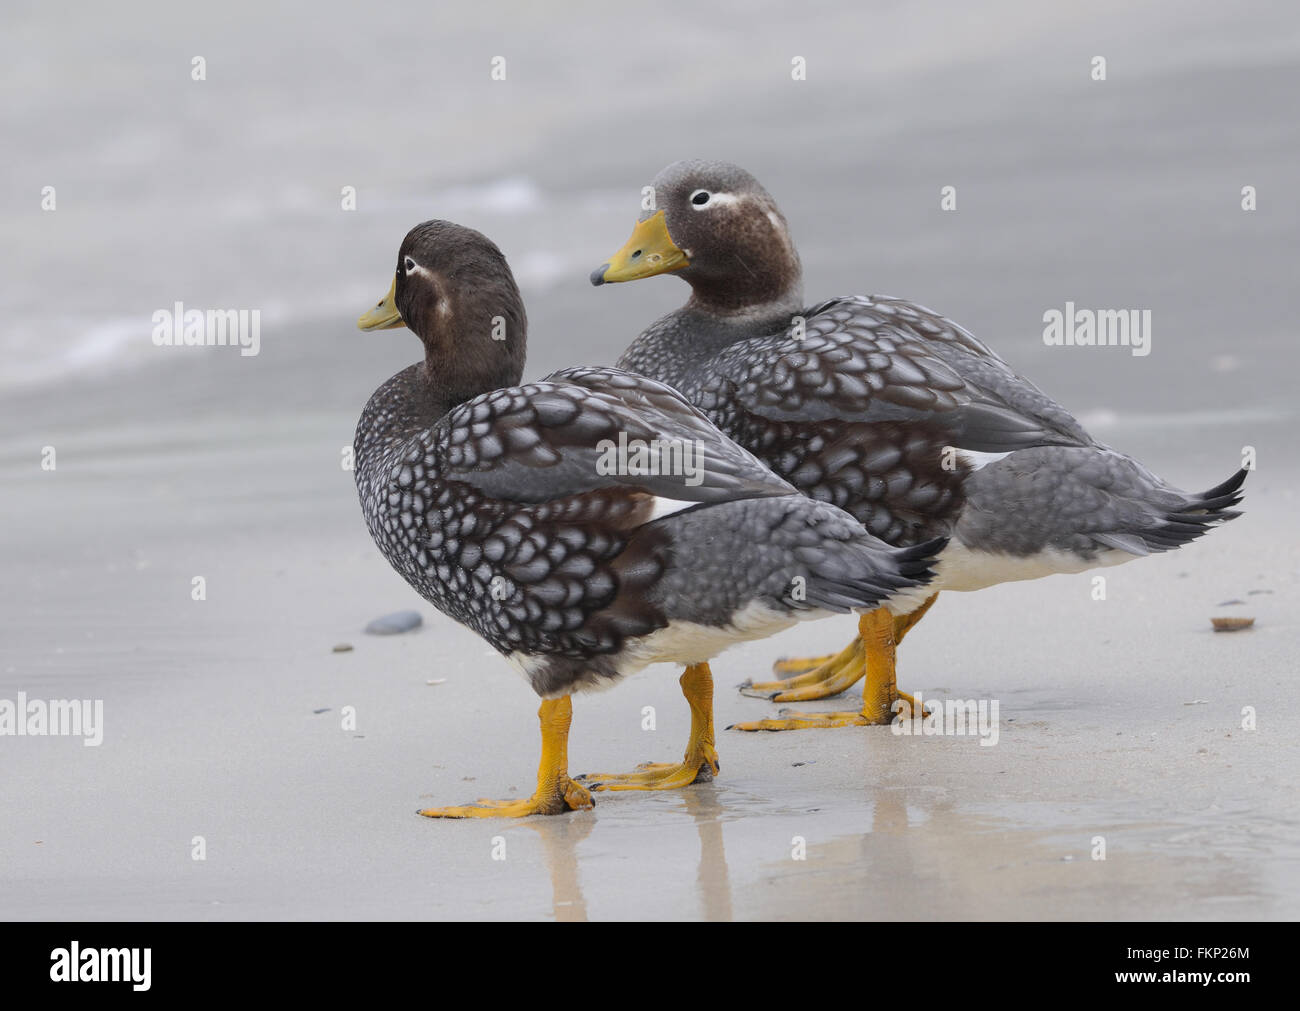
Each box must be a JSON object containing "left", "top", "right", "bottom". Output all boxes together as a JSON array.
[
  {"left": 929, "top": 538, "right": 1136, "bottom": 594},
  {"left": 621, "top": 600, "right": 804, "bottom": 670}
]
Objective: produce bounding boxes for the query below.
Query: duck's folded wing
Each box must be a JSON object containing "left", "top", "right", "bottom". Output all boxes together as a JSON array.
[
  {"left": 701, "top": 295, "right": 1090, "bottom": 453},
  {"left": 437, "top": 367, "right": 795, "bottom": 506}
]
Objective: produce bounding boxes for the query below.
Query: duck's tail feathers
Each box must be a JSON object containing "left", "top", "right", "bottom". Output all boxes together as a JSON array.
[
  {"left": 1191, "top": 466, "right": 1248, "bottom": 516},
  {"left": 801, "top": 535, "right": 947, "bottom": 612},
  {"left": 1095, "top": 467, "right": 1247, "bottom": 556}
]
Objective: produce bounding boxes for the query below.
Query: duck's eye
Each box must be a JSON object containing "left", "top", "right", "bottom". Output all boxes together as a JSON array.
[
  {"left": 690, "top": 189, "right": 712, "bottom": 208},
  {"left": 404, "top": 256, "right": 417, "bottom": 273}
]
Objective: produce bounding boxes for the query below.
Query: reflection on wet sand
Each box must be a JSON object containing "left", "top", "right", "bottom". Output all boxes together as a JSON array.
[
  {"left": 684, "top": 787, "right": 734, "bottom": 922},
  {"left": 527, "top": 785, "right": 737, "bottom": 921},
  {"left": 751, "top": 788, "right": 1268, "bottom": 920},
  {"left": 526, "top": 813, "right": 597, "bottom": 922}
]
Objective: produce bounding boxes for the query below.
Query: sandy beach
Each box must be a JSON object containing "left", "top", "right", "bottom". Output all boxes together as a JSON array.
[{"left": 1, "top": 0, "right": 1297, "bottom": 920}]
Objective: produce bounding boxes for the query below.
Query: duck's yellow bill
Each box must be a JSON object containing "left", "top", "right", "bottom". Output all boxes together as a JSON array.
[
  {"left": 357, "top": 277, "right": 406, "bottom": 331},
  {"left": 590, "top": 210, "right": 689, "bottom": 285}
]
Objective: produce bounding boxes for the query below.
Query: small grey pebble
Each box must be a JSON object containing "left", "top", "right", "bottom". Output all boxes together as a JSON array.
[
  {"left": 1217, "top": 599, "right": 1245, "bottom": 607},
  {"left": 365, "top": 610, "right": 423, "bottom": 635},
  {"left": 312, "top": 708, "right": 330, "bottom": 714},
  {"left": 332, "top": 643, "right": 353, "bottom": 653}
]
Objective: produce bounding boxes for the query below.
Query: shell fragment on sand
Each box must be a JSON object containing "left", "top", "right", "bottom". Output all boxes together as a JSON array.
[{"left": 1210, "top": 616, "right": 1255, "bottom": 632}]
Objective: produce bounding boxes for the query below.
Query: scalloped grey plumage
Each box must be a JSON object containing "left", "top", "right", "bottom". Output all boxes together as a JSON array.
[
  {"left": 610, "top": 161, "right": 1245, "bottom": 572},
  {"left": 354, "top": 221, "right": 943, "bottom": 698}
]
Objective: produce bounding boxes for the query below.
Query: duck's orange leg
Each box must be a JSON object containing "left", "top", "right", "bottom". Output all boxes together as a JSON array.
[
  {"left": 731, "top": 595, "right": 938, "bottom": 731},
  {"left": 419, "top": 696, "right": 594, "bottom": 818}
]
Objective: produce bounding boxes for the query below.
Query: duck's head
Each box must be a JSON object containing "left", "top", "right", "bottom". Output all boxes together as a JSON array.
[
  {"left": 590, "top": 160, "right": 803, "bottom": 316},
  {"left": 359, "top": 220, "right": 527, "bottom": 398}
]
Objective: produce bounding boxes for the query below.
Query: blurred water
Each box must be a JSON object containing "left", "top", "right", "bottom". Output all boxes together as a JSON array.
[{"left": 1, "top": 0, "right": 1297, "bottom": 441}]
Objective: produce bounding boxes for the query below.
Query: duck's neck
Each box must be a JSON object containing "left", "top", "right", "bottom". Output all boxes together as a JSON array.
[
  {"left": 683, "top": 274, "right": 804, "bottom": 322},
  {"left": 420, "top": 349, "right": 506, "bottom": 420}
]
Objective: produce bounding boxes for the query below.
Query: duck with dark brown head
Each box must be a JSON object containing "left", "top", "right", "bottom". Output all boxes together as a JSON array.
[{"left": 354, "top": 220, "right": 944, "bottom": 816}]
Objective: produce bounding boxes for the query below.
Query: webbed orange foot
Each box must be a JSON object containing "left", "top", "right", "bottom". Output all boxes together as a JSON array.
[
  {"left": 739, "top": 640, "right": 863, "bottom": 699},
  {"left": 419, "top": 776, "right": 593, "bottom": 818},
  {"left": 577, "top": 742, "right": 719, "bottom": 791},
  {"left": 730, "top": 710, "right": 871, "bottom": 731}
]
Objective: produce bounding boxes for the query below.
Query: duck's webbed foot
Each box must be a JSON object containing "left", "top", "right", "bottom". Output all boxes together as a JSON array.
[{"left": 739, "top": 640, "right": 864, "bottom": 701}]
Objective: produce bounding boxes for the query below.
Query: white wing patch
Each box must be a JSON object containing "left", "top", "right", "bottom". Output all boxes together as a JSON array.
[
  {"left": 959, "top": 450, "right": 1014, "bottom": 471},
  {"left": 645, "top": 495, "right": 698, "bottom": 523}
]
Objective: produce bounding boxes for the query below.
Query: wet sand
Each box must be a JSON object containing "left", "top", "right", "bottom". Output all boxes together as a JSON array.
[{"left": 0, "top": 410, "right": 1293, "bottom": 919}]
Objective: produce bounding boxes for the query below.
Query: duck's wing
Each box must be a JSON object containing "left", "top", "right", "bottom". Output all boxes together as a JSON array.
[
  {"left": 805, "top": 295, "right": 1095, "bottom": 448},
  {"left": 674, "top": 296, "right": 1097, "bottom": 545},
  {"left": 368, "top": 372, "right": 797, "bottom": 671},
  {"left": 698, "top": 295, "right": 1090, "bottom": 454},
  {"left": 436, "top": 366, "right": 795, "bottom": 508},
  {"left": 410, "top": 369, "right": 887, "bottom": 673}
]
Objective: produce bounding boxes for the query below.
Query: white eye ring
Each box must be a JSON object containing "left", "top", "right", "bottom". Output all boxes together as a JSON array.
[
  {"left": 689, "top": 189, "right": 712, "bottom": 209},
  {"left": 404, "top": 256, "right": 417, "bottom": 272}
]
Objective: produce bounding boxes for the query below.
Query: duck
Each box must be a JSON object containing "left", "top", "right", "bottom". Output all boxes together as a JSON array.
[
  {"left": 590, "top": 160, "right": 1247, "bottom": 731},
  {"left": 353, "top": 219, "right": 945, "bottom": 816}
]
